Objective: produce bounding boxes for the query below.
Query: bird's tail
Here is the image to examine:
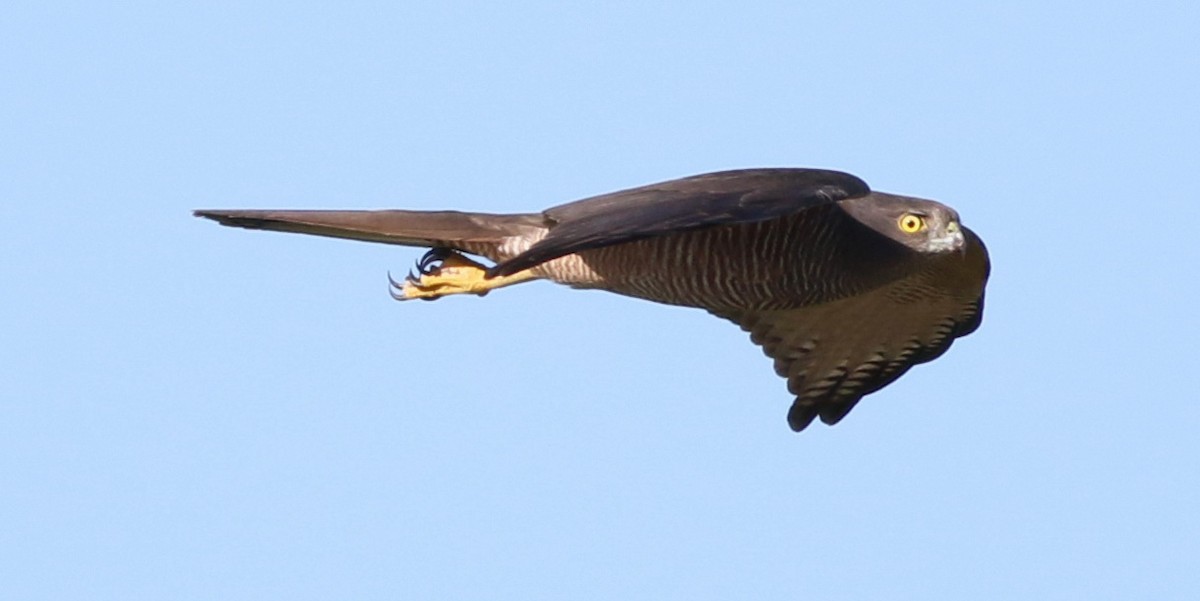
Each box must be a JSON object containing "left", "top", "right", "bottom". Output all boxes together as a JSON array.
[{"left": 193, "top": 209, "right": 546, "bottom": 261}]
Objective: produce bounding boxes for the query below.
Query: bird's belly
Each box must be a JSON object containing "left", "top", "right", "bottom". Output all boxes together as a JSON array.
[{"left": 534, "top": 220, "right": 853, "bottom": 311}]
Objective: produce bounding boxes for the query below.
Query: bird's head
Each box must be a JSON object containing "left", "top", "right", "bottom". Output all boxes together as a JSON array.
[{"left": 838, "top": 193, "right": 966, "bottom": 254}]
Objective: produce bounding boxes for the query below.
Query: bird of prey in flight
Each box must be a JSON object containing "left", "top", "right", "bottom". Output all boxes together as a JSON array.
[{"left": 196, "top": 168, "right": 990, "bottom": 431}]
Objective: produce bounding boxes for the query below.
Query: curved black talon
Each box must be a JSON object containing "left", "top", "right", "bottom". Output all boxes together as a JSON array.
[
  {"left": 416, "top": 247, "right": 453, "bottom": 276},
  {"left": 386, "top": 271, "right": 406, "bottom": 301}
]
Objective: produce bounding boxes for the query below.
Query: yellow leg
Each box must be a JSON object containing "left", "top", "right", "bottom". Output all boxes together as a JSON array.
[{"left": 389, "top": 249, "right": 538, "bottom": 301}]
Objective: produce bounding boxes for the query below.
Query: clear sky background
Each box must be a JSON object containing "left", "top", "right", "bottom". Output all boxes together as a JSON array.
[{"left": 3, "top": 1, "right": 1197, "bottom": 599}]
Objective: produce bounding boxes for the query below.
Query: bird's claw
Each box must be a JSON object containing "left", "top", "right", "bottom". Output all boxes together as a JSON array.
[
  {"left": 414, "top": 248, "right": 453, "bottom": 277},
  {"left": 389, "top": 249, "right": 494, "bottom": 301}
]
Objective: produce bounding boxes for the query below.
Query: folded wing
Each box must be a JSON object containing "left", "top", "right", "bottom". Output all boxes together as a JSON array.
[{"left": 491, "top": 168, "right": 868, "bottom": 276}]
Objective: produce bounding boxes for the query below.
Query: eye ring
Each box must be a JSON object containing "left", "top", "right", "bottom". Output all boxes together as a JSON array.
[{"left": 898, "top": 213, "right": 926, "bottom": 234}]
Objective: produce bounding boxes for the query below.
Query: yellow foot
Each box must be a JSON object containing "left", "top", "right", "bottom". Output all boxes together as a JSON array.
[{"left": 389, "top": 248, "right": 537, "bottom": 301}]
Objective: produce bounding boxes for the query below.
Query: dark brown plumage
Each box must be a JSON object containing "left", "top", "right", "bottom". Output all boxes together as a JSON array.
[{"left": 196, "top": 168, "right": 990, "bottom": 432}]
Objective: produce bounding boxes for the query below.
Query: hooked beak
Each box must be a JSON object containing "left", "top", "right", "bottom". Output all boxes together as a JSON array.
[
  {"left": 946, "top": 221, "right": 966, "bottom": 256},
  {"left": 928, "top": 221, "right": 966, "bottom": 254}
]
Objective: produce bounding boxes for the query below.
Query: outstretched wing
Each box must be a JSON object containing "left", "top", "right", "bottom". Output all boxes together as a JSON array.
[
  {"left": 490, "top": 168, "right": 868, "bottom": 276},
  {"left": 716, "top": 229, "right": 989, "bottom": 431}
]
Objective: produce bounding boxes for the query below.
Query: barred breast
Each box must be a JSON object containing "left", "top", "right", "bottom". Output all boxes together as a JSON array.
[{"left": 531, "top": 205, "right": 918, "bottom": 312}]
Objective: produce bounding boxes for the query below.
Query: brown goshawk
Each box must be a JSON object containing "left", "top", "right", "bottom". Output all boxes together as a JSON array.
[{"left": 196, "top": 168, "right": 990, "bottom": 431}]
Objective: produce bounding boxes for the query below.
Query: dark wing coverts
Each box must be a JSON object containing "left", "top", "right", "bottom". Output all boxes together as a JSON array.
[{"left": 492, "top": 169, "right": 869, "bottom": 276}]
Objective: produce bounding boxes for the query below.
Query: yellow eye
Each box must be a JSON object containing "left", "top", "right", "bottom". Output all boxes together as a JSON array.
[{"left": 898, "top": 213, "right": 926, "bottom": 233}]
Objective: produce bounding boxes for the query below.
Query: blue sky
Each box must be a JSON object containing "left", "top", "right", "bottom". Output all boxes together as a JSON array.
[{"left": 3, "top": 1, "right": 1197, "bottom": 599}]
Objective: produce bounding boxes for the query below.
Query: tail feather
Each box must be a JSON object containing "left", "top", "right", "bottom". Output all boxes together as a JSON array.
[{"left": 194, "top": 209, "right": 545, "bottom": 260}]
